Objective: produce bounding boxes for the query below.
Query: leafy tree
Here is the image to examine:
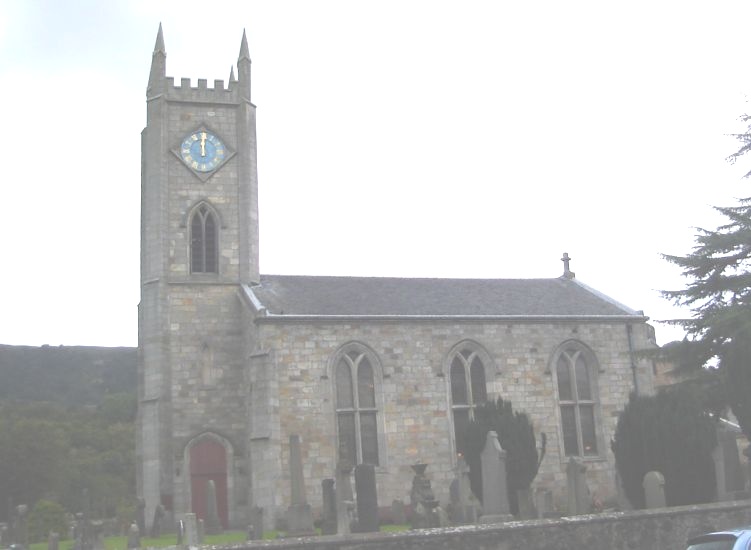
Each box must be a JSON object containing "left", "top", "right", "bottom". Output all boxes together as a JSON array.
[
  {"left": 612, "top": 386, "right": 717, "bottom": 508},
  {"left": 661, "top": 112, "right": 751, "bottom": 438},
  {"left": 461, "top": 397, "right": 544, "bottom": 515}
]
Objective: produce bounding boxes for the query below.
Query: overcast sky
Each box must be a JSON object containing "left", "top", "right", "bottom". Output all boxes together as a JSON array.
[{"left": 1, "top": 0, "right": 750, "bottom": 347}]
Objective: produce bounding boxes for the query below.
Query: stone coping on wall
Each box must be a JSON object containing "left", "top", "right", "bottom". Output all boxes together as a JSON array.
[{"left": 151, "top": 499, "right": 751, "bottom": 550}]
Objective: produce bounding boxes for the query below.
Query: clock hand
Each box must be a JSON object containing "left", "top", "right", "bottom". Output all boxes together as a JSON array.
[{"left": 200, "top": 132, "right": 207, "bottom": 157}]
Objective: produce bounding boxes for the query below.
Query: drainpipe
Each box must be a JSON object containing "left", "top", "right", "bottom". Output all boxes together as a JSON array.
[{"left": 626, "top": 324, "right": 639, "bottom": 395}]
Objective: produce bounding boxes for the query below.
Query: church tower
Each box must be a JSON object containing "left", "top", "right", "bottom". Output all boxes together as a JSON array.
[{"left": 138, "top": 25, "right": 258, "bottom": 529}]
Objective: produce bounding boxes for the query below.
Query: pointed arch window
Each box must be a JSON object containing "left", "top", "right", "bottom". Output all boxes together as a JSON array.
[
  {"left": 555, "top": 344, "right": 600, "bottom": 457},
  {"left": 334, "top": 347, "right": 380, "bottom": 466},
  {"left": 191, "top": 204, "right": 218, "bottom": 273},
  {"left": 449, "top": 346, "right": 488, "bottom": 456}
]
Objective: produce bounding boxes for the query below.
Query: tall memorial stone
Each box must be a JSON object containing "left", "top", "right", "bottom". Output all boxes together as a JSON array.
[
  {"left": 643, "top": 471, "right": 666, "bottom": 509},
  {"left": 285, "top": 435, "right": 314, "bottom": 535},
  {"left": 479, "top": 431, "right": 512, "bottom": 524},
  {"left": 183, "top": 514, "right": 199, "bottom": 547},
  {"left": 335, "top": 460, "right": 355, "bottom": 535},
  {"left": 204, "top": 480, "right": 222, "bottom": 535},
  {"left": 566, "top": 457, "right": 591, "bottom": 515},
  {"left": 354, "top": 464, "right": 379, "bottom": 533},
  {"left": 321, "top": 479, "right": 337, "bottom": 535}
]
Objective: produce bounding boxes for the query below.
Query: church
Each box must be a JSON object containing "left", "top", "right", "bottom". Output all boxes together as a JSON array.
[{"left": 137, "top": 26, "right": 657, "bottom": 531}]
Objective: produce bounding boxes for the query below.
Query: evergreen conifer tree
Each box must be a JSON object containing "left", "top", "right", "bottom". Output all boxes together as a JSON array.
[{"left": 661, "top": 115, "right": 751, "bottom": 439}]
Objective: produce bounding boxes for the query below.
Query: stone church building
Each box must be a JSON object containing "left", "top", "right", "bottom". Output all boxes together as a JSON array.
[{"left": 137, "top": 27, "right": 656, "bottom": 530}]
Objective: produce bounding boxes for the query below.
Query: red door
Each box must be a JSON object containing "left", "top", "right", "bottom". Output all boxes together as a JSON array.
[{"left": 190, "top": 438, "right": 228, "bottom": 528}]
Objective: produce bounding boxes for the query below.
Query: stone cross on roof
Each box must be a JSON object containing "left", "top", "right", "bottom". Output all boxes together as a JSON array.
[{"left": 561, "top": 252, "right": 576, "bottom": 279}]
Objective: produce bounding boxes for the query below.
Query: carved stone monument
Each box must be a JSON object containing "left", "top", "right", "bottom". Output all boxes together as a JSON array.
[
  {"left": 204, "top": 480, "right": 222, "bottom": 535},
  {"left": 354, "top": 464, "right": 379, "bottom": 533},
  {"left": 285, "top": 435, "right": 315, "bottom": 535},
  {"left": 335, "top": 458, "right": 355, "bottom": 535},
  {"left": 479, "top": 431, "right": 513, "bottom": 524},
  {"left": 643, "top": 470, "right": 666, "bottom": 509},
  {"left": 566, "top": 457, "right": 591, "bottom": 515}
]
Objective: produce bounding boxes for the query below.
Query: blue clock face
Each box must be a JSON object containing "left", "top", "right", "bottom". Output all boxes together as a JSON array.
[{"left": 180, "top": 131, "right": 226, "bottom": 172}]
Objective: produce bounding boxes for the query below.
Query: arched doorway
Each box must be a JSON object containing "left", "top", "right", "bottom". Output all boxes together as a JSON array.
[{"left": 189, "top": 436, "right": 229, "bottom": 528}]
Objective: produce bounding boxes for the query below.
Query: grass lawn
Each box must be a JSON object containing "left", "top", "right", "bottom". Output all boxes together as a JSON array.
[{"left": 28, "top": 525, "right": 408, "bottom": 550}]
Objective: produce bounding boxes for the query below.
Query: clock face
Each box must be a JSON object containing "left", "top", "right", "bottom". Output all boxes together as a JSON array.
[{"left": 180, "top": 131, "right": 226, "bottom": 173}]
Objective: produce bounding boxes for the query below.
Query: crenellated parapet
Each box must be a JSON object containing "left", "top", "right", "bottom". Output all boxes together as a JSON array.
[{"left": 147, "top": 24, "right": 251, "bottom": 104}]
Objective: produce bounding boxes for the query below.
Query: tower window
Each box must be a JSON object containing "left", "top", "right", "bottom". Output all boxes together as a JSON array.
[{"left": 191, "top": 204, "right": 218, "bottom": 273}]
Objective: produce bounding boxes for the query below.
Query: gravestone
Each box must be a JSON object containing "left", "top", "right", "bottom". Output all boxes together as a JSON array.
[
  {"left": 176, "top": 520, "right": 184, "bottom": 545},
  {"left": 535, "top": 488, "right": 555, "bottom": 518},
  {"left": 204, "top": 480, "right": 222, "bottom": 535},
  {"left": 335, "top": 460, "right": 355, "bottom": 535},
  {"left": 247, "top": 507, "right": 264, "bottom": 540},
  {"left": 150, "top": 504, "right": 165, "bottom": 538},
  {"left": 615, "top": 470, "right": 631, "bottom": 511},
  {"left": 135, "top": 499, "right": 146, "bottom": 537},
  {"left": 448, "top": 456, "right": 480, "bottom": 524},
  {"left": 516, "top": 488, "right": 538, "bottom": 520},
  {"left": 409, "top": 463, "right": 445, "bottom": 528},
  {"left": 321, "top": 479, "right": 337, "bottom": 535},
  {"left": 285, "top": 435, "right": 315, "bottom": 535},
  {"left": 48, "top": 531, "right": 60, "bottom": 550},
  {"left": 183, "top": 514, "right": 199, "bottom": 547},
  {"left": 714, "top": 427, "right": 746, "bottom": 501},
  {"left": 391, "top": 499, "right": 406, "bottom": 526},
  {"left": 126, "top": 524, "right": 140, "bottom": 549},
  {"left": 197, "top": 519, "right": 204, "bottom": 544},
  {"left": 479, "top": 431, "right": 513, "bottom": 524},
  {"left": 643, "top": 471, "right": 666, "bottom": 509},
  {"left": 15, "top": 505, "right": 28, "bottom": 549},
  {"left": 566, "top": 457, "right": 591, "bottom": 515},
  {"left": 354, "top": 464, "right": 379, "bottom": 533}
]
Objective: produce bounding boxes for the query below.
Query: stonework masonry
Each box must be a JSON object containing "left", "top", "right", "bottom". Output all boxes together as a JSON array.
[{"left": 137, "top": 26, "right": 656, "bottom": 532}]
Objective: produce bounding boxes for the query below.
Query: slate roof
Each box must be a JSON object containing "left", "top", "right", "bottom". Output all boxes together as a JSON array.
[{"left": 245, "top": 274, "right": 644, "bottom": 319}]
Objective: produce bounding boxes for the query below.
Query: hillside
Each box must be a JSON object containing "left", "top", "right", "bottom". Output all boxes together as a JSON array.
[{"left": 0, "top": 344, "right": 137, "bottom": 405}]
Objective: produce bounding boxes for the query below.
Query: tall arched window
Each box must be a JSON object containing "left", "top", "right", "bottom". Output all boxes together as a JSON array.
[
  {"left": 554, "top": 343, "right": 600, "bottom": 457},
  {"left": 448, "top": 344, "right": 488, "bottom": 456},
  {"left": 190, "top": 203, "right": 218, "bottom": 273},
  {"left": 334, "top": 346, "right": 380, "bottom": 465}
]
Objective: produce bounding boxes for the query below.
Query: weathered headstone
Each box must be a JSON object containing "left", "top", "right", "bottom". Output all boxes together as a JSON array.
[
  {"left": 204, "top": 480, "right": 222, "bottom": 535},
  {"left": 354, "top": 464, "right": 379, "bottom": 533},
  {"left": 321, "top": 479, "right": 337, "bottom": 535},
  {"left": 391, "top": 499, "right": 406, "bottom": 526},
  {"left": 714, "top": 427, "right": 746, "bottom": 501},
  {"left": 48, "top": 531, "right": 60, "bottom": 550},
  {"left": 135, "top": 499, "right": 146, "bottom": 537},
  {"left": 451, "top": 456, "right": 480, "bottom": 524},
  {"left": 197, "top": 519, "right": 204, "bottom": 544},
  {"left": 176, "top": 519, "right": 184, "bottom": 545},
  {"left": 566, "top": 457, "right": 591, "bottom": 515},
  {"left": 335, "top": 460, "right": 355, "bottom": 535},
  {"left": 183, "top": 513, "right": 199, "bottom": 547},
  {"left": 516, "top": 488, "right": 538, "bottom": 520},
  {"left": 126, "top": 524, "right": 140, "bottom": 549},
  {"left": 479, "top": 431, "right": 513, "bottom": 523},
  {"left": 615, "top": 470, "right": 631, "bottom": 511},
  {"left": 285, "top": 435, "right": 315, "bottom": 535},
  {"left": 150, "top": 504, "right": 165, "bottom": 538},
  {"left": 643, "top": 471, "right": 666, "bottom": 509},
  {"left": 534, "top": 488, "right": 554, "bottom": 518},
  {"left": 15, "top": 505, "right": 28, "bottom": 549},
  {"left": 409, "top": 463, "right": 444, "bottom": 528},
  {"left": 248, "top": 506, "right": 264, "bottom": 540}
]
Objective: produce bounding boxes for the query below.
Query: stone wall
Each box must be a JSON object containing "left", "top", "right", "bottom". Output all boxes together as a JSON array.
[
  {"left": 249, "top": 317, "right": 655, "bottom": 526},
  {"left": 224, "top": 500, "right": 751, "bottom": 550}
]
